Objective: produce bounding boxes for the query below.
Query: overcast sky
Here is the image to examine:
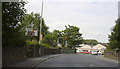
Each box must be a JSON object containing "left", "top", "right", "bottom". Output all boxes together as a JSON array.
[{"left": 25, "top": 0, "right": 119, "bottom": 43}]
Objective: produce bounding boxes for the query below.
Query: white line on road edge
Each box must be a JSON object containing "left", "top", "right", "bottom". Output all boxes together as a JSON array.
[
  {"left": 90, "top": 64, "right": 95, "bottom": 67},
  {"left": 31, "top": 54, "right": 64, "bottom": 69}
]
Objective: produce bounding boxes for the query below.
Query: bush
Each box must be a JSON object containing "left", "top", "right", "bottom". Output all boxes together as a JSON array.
[
  {"left": 25, "top": 40, "right": 39, "bottom": 57},
  {"left": 26, "top": 40, "right": 39, "bottom": 46},
  {"left": 40, "top": 43, "right": 59, "bottom": 49}
]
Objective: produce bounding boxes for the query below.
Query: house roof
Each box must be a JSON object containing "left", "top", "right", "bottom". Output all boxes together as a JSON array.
[
  {"left": 81, "top": 45, "right": 91, "bottom": 49},
  {"left": 92, "top": 44, "right": 106, "bottom": 50},
  {"left": 79, "top": 44, "right": 85, "bottom": 46}
]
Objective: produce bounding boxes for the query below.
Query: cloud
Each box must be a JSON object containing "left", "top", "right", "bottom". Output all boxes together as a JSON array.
[
  {"left": 25, "top": 0, "right": 118, "bottom": 42},
  {"left": 44, "top": 0, "right": 119, "bottom": 2},
  {"left": 46, "top": 21, "right": 79, "bottom": 32}
]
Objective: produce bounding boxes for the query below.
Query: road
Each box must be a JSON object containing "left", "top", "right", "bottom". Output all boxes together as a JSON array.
[{"left": 35, "top": 54, "right": 118, "bottom": 67}]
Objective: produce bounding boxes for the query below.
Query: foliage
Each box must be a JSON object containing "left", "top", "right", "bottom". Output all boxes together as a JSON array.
[
  {"left": 42, "top": 25, "right": 83, "bottom": 48},
  {"left": 42, "top": 33, "right": 57, "bottom": 47},
  {"left": 2, "top": 2, "right": 26, "bottom": 47},
  {"left": 26, "top": 40, "right": 39, "bottom": 46},
  {"left": 105, "top": 46, "right": 114, "bottom": 51},
  {"left": 108, "top": 18, "right": 120, "bottom": 51},
  {"left": 83, "top": 39, "right": 98, "bottom": 45},
  {"left": 53, "top": 30, "right": 63, "bottom": 46},
  {"left": 41, "top": 43, "right": 59, "bottom": 49},
  {"left": 20, "top": 12, "right": 49, "bottom": 41},
  {"left": 62, "top": 25, "right": 83, "bottom": 47},
  {"left": 2, "top": 2, "right": 26, "bottom": 30}
]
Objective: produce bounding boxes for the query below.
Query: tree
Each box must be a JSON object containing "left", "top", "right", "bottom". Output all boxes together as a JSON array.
[
  {"left": 42, "top": 25, "right": 83, "bottom": 48},
  {"left": 42, "top": 30, "right": 62, "bottom": 47},
  {"left": 83, "top": 39, "right": 98, "bottom": 45},
  {"left": 42, "top": 33, "right": 57, "bottom": 47},
  {"left": 108, "top": 18, "right": 120, "bottom": 51},
  {"left": 2, "top": 2, "right": 26, "bottom": 47},
  {"left": 2, "top": 2, "right": 26, "bottom": 30},
  {"left": 53, "top": 30, "right": 63, "bottom": 45},
  {"left": 62, "top": 25, "right": 83, "bottom": 48},
  {"left": 20, "top": 12, "right": 49, "bottom": 41},
  {"left": 41, "top": 24, "right": 83, "bottom": 48}
]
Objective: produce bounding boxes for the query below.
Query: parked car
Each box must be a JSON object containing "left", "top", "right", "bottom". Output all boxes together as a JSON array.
[
  {"left": 83, "top": 52, "right": 92, "bottom": 54},
  {"left": 97, "top": 51, "right": 103, "bottom": 55},
  {"left": 91, "top": 51, "right": 98, "bottom": 55}
]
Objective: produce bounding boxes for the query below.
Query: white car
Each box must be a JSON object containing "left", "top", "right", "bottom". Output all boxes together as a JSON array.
[
  {"left": 97, "top": 51, "right": 103, "bottom": 55},
  {"left": 91, "top": 51, "right": 98, "bottom": 55}
]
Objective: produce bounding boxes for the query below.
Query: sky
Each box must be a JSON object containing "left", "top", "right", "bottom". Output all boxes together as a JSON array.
[{"left": 25, "top": 0, "right": 119, "bottom": 43}]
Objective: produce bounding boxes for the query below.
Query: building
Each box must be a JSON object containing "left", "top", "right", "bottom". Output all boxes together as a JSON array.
[
  {"left": 76, "top": 44, "right": 106, "bottom": 54},
  {"left": 80, "top": 45, "right": 92, "bottom": 52},
  {"left": 92, "top": 44, "right": 106, "bottom": 52},
  {"left": 76, "top": 44, "right": 92, "bottom": 53}
]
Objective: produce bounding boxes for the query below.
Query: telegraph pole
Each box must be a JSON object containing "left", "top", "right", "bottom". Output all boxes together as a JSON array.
[{"left": 39, "top": 0, "right": 43, "bottom": 44}]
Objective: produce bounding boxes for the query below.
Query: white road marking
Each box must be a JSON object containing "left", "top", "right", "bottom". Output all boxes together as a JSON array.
[
  {"left": 116, "top": 62, "right": 119, "bottom": 63},
  {"left": 90, "top": 64, "right": 95, "bottom": 67}
]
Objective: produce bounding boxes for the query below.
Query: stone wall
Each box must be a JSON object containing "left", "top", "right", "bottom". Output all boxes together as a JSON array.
[
  {"left": 104, "top": 51, "right": 120, "bottom": 60},
  {"left": 2, "top": 47, "right": 25, "bottom": 67},
  {"left": 2, "top": 46, "right": 76, "bottom": 67}
]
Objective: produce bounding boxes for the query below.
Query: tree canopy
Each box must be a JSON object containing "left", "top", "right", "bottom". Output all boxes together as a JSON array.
[
  {"left": 2, "top": 2, "right": 26, "bottom": 47},
  {"left": 20, "top": 12, "right": 49, "bottom": 41},
  {"left": 2, "top": 2, "right": 83, "bottom": 49},
  {"left": 83, "top": 39, "right": 98, "bottom": 45},
  {"left": 108, "top": 18, "right": 120, "bottom": 51},
  {"left": 62, "top": 25, "right": 83, "bottom": 47},
  {"left": 43, "top": 25, "right": 83, "bottom": 48}
]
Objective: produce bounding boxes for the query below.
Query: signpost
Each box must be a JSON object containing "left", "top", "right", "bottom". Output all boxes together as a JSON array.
[{"left": 25, "top": 28, "right": 38, "bottom": 36}]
